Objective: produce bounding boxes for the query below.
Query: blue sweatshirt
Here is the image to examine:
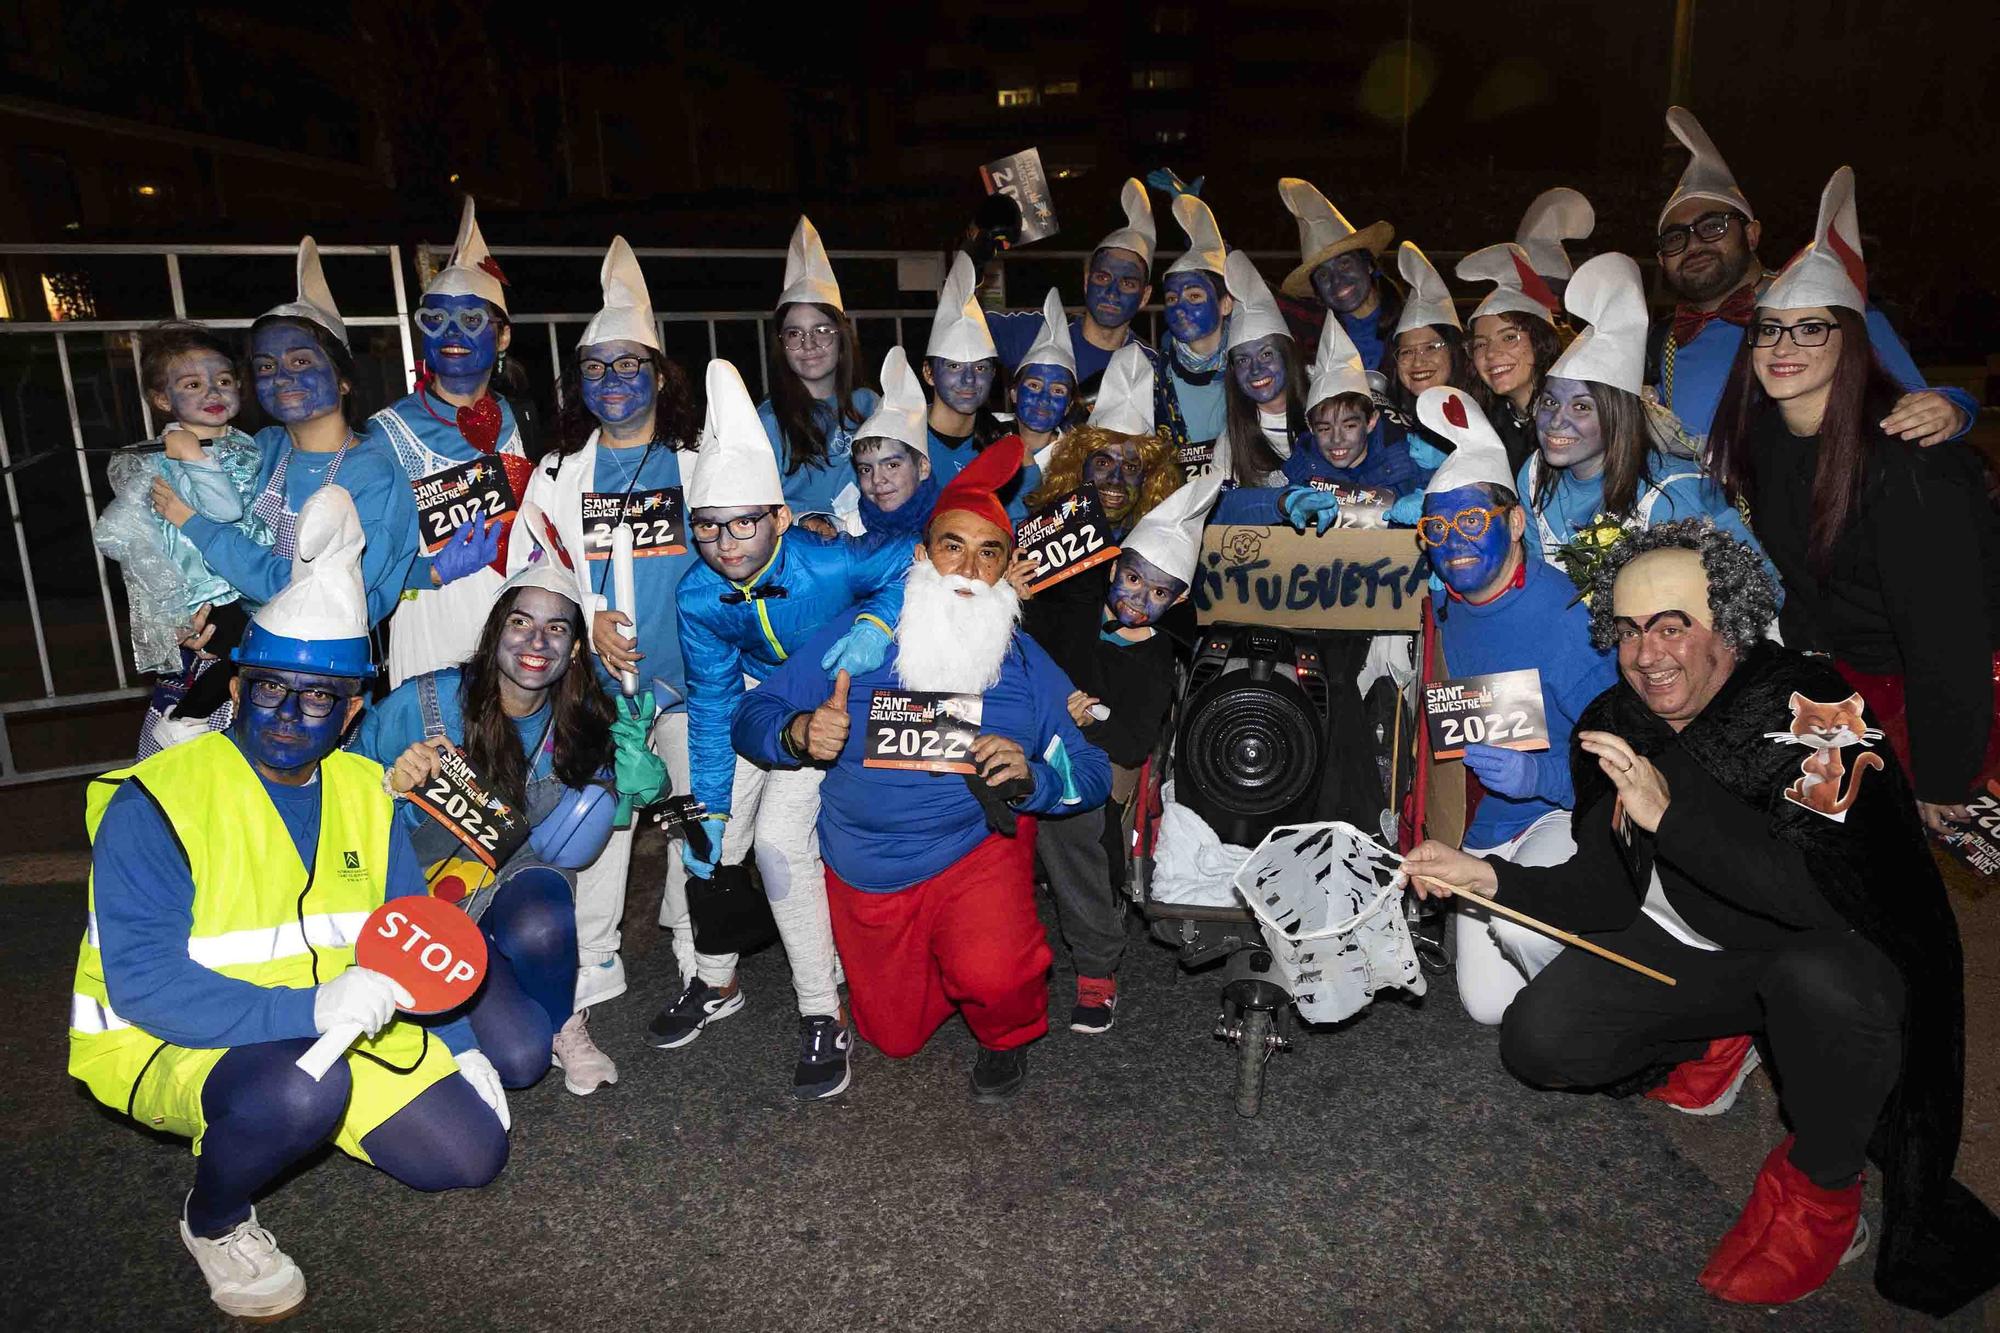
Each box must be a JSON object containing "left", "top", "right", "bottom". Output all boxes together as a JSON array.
[
  {"left": 1209, "top": 428, "right": 1423, "bottom": 525},
  {"left": 1161, "top": 333, "right": 1228, "bottom": 446},
  {"left": 350, "top": 668, "right": 558, "bottom": 842},
  {"left": 856, "top": 472, "right": 940, "bottom": 540},
  {"left": 579, "top": 440, "right": 701, "bottom": 708},
  {"left": 183, "top": 424, "right": 420, "bottom": 627},
  {"left": 758, "top": 390, "right": 881, "bottom": 521},
  {"left": 1433, "top": 556, "right": 1618, "bottom": 847},
  {"left": 90, "top": 741, "right": 475, "bottom": 1053},
  {"left": 984, "top": 312, "right": 1188, "bottom": 450},
  {"left": 733, "top": 618, "right": 1111, "bottom": 891}
]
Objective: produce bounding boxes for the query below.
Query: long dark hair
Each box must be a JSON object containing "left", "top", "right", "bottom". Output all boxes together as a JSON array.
[
  {"left": 1389, "top": 324, "right": 1474, "bottom": 415},
  {"left": 1710, "top": 307, "right": 1901, "bottom": 574},
  {"left": 1531, "top": 380, "right": 1652, "bottom": 517},
  {"left": 1468, "top": 312, "right": 1566, "bottom": 418},
  {"left": 769, "top": 303, "right": 869, "bottom": 473},
  {"left": 555, "top": 346, "right": 700, "bottom": 456},
  {"left": 244, "top": 315, "right": 369, "bottom": 429},
  {"left": 1222, "top": 335, "right": 1308, "bottom": 485},
  {"left": 457, "top": 587, "right": 615, "bottom": 811}
]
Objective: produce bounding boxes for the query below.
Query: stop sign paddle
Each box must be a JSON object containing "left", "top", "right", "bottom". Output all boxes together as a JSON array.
[{"left": 295, "top": 896, "right": 490, "bottom": 1081}]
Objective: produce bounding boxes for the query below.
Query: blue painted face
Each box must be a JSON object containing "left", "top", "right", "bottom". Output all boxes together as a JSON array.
[
  {"left": 1311, "top": 251, "right": 1376, "bottom": 315},
  {"left": 1533, "top": 376, "right": 1605, "bottom": 475},
  {"left": 1011, "top": 361, "right": 1075, "bottom": 434},
  {"left": 496, "top": 587, "right": 579, "bottom": 698},
  {"left": 233, "top": 668, "right": 357, "bottom": 776},
  {"left": 1421, "top": 484, "right": 1515, "bottom": 596},
  {"left": 1084, "top": 248, "right": 1149, "bottom": 329},
  {"left": 1083, "top": 438, "right": 1148, "bottom": 522},
  {"left": 927, "top": 356, "right": 998, "bottom": 416},
  {"left": 1162, "top": 271, "right": 1222, "bottom": 342},
  {"left": 250, "top": 321, "right": 343, "bottom": 425},
  {"left": 1228, "top": 334, "right": 1289, "bottom": 406},
  {"left": 416, "top": 293, "right": 502, "bottom": 395},
  {"left": 1104, "top": 549, "right": 1187, "bottom": 629},
  {"left": 578, "top": 339, "right": 659, "bottom": 428},
  {"left": 159, "top": 350, "right": 241, "bottom": 429}
]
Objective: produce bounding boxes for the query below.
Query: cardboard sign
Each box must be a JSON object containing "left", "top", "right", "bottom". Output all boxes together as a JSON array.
[
  {"left": 414, "top": 456, "right": 519, "bottom": 555},
  {"left": 1419, "top": 607, "right": 1467, "bottom": 852},
  {"left": 1193, "top": 525, "right": 1426, "bottom": 631},
  {"left": 1423, "top": 669, "right": 1551, "bottom": 759},
  {"left": 354, "top": 896, "right": 490, "bottom": 1015},
  {"left": 582, "top": 488, "right": 684, "bottom": 559},
  {"left": 1016, "top": 489, "right": 1119, "bottom": 593},
  {"left": 862, "top": 690, "right": 983, "bottom": 773},
  {"left": 407, "top": 746, "right": 530, "bottom": 871},
  {"left": 980, "top": 148, "right": 1059, "bottom": 245},
  {"left": 1935, "top": 781, "right": 2000, "bottom": 881}
]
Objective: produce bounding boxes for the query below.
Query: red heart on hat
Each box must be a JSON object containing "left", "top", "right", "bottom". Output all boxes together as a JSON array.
[{"left": 1443, "top": 394, "right": 1469, "bottom": 429}]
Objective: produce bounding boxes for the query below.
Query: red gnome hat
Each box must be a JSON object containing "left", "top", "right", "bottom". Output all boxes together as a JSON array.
[{"left": 928, "top": 436, "right": 1024, "bottom": 541}]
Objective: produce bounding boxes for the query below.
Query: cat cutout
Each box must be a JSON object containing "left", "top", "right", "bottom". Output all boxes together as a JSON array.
[{"left": 1764, "top": 691, "right": 1884, "bottom": 822}]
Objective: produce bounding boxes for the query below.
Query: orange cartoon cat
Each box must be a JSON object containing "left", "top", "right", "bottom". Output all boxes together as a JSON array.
[{"left": 1764, "top": 692, "right": 1884, "bottom": 820}]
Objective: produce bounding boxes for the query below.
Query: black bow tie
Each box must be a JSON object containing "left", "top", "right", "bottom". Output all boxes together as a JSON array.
[{"left": 719, "top": 584, "right": 788, "bottom": 605}]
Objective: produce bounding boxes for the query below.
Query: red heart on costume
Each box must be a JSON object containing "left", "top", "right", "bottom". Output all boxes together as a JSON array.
[
  {"left": 1443, "top": 394, "right": 1469, "bottom": 429},
  {"left": 457, "top": 395, "right": 503, "bottom": 454}
]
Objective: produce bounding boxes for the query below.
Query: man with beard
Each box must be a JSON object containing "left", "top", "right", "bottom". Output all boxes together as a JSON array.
[
  {"left": 1405, "top": 521, "right": 2000, "bottom": 1314},
  {"left": 733, "top": 442, "right": 1111, "bottom": 1101},
  {"left": 1648, "top": 106, "right": 1972, "bottom": 447}
]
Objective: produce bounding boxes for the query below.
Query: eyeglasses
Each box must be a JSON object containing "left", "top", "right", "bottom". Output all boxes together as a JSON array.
[
  {"left": 243, "top": 674, "right": 352, "bottom": 718},
  {"left": 690, "top": 509, "right": 774, "bottom": 543},
  {"left": 580, "top": 355, "right": 647, "bottom": 380},
  {"left": 1656, "top": 211, "right": 1739, "bottom": 257},
  {"left": 1396, "top": 339, "right": 1450, "bottom": 364},
  {"left": 779, "top": 324, "right": 840, "bottom": 350},
  {"left": 1747, "top": 319, "right": 1837, "bottom": 349},
  {"left": 1467, "top": 328, "right": 1527, "bottom": 357},
  {"left": 1416, "top": 506, "right": 1507, "bottom": 547},
  {"left": 414, "top": 305, "right": 493, "bottom": 339}
]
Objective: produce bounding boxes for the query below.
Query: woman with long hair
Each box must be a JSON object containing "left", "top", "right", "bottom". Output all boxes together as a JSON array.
[
  {"left": 1709, "top": 168, "right": 1999, "bottom": 833},
  {"left": 1373, "top": 244, "right": 1474, "bottom": 504},
  {"left": 1215, "top": 252, "right": 1308, "bottom": 487},
  {"left": 1456, "top": 242, "right": 1571, "bottom": 475}
]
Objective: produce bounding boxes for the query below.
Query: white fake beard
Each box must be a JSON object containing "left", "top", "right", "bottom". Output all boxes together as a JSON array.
[{"left": 894, "top": 558, "right": 1021, "bottom": 695}]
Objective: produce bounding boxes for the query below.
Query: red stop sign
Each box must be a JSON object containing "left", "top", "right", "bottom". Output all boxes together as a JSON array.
[{"left": 352, "top": 896, "right": 490, "bottom": 1015}]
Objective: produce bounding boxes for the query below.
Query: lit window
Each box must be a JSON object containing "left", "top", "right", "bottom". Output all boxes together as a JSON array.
[
  {"left": 1153, "top": 129, "right": 1188, "bottom": 145},
  {"left": 134, "top": 183, "right": 159, "bottom": 198},
  {"left": 996, "top": 87, "right": 1037, "bottom": 108},
  {"left": 1043, "top": 80, "right": 1078, "bottom": 97},
  {"left": 42, "top": 273, "right": 97, "bottom": 322},
  {"left": 1131, "top": 67, "right": 1192, "bottom": 91}
]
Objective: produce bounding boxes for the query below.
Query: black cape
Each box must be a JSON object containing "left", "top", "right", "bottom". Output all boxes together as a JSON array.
[{"left": 1572, "top": 641, "right": 2000, "bottom": 1315}]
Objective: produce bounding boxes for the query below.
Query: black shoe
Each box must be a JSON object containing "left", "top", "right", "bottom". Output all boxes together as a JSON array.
[
  {"left": 792, "top": 1015, "right": 853, "bottom": 1101},
  {"left": 646, "top": 978, "right": 744, "bottom": 1049},
  {"left": 970, "top": 1046, "right": 1028, "bottom": 1103}
]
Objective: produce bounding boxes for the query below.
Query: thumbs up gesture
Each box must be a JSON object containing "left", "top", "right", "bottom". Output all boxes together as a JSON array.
[{"left": 798, "top": 670, "right": 853, "bottom": 762}]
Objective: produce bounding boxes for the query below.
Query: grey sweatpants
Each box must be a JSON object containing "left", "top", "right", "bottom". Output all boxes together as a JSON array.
[{"left": 1035, "top": 803, "right": 1127, "bottom": 979}]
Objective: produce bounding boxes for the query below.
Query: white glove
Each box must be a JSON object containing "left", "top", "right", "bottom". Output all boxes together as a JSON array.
[
  {"left": 150, "top": 705, "right": 209, "bottom": 752},
  {"left": 454, "top": 1049, "right": 511, "bottom": 1131},
  {"left": 312, "top": 967, "right": 413, "bottom": 1039}
]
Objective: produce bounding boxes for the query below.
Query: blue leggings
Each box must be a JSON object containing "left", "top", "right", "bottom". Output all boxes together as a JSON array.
[
  {"left": 186, "top": 1038, "right": 507, "bottom": 1239},
  {"left": 466, "top": 865, "right": 577, "bottom": 1089}
]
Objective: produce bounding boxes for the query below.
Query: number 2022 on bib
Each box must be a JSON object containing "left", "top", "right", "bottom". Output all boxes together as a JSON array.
[
  {"left": 1016, "top": 489, "right": 1119, "bottom": 594},
  {"left": 862, "top": 690, "right": 984, "bottom": 774},
  {"left": 1424, "top": 668, "right": 1550, "bottom": 760}
]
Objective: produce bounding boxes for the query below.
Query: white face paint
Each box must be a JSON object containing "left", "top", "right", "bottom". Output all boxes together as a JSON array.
[{"left": 894, "top": 555, "right": 1021, "bottom": 695}]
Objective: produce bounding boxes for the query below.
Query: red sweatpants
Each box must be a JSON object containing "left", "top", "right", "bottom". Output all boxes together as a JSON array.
[{"left": 824, "top": 822, "right": 1051, "bottom": 1059}]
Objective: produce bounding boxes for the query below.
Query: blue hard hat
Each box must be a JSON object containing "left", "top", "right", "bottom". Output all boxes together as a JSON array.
[
  {"left": 233, "top": 623, "right": 378, "bottom": 679},
  {"left": 530, "top": 783, "right": 617, "bottom": 870}
]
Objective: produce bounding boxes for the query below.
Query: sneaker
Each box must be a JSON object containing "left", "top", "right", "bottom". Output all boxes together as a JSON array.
[
  {"left": 574, "top": 954, "right": 628, "bottom": 1009},
  {"left": 550, "top": 1008, "right": 618, "bottom": 1095},
  {"left": 1700, "top": 1137, "right": 1869, "bottom": 1304},
  {"left": 793, "top": 1015, "right": 853, "bottom": 1101},
  {"left": 1647, "top": 1035, "right": 1761, "bottom": 1116},
  {"left": 180, "top": 1203, "right": 307, "bottom": 1322},
  {"left": 1070, "top": 975, "right": 1118, "bottom": 1035},
  {"left": 970, "top": 1046, "right": 1028, "bottom": 1103},
  {"left": 647, "top": 978, "right": 744, "bottom": 1049}
]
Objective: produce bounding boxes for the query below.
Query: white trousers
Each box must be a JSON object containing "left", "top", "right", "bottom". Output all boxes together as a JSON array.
[
  {"left": 572, "top": 708, "right": 692, "bottom": 1006},
  {"left": 1454, "top": 808, "right": 1574, "bottom": 1026}
]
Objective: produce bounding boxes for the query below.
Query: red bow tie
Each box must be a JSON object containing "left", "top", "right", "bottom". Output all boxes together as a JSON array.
[{"left": 1670, "top": 284, "right": 1758, "bottom": 346}]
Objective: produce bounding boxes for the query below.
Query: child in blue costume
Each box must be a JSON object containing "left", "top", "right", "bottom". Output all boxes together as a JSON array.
[
  {"left": 847, "top": 346, "right": 941, "bottom": 540},
  {"left": 1154, "top": 192, "right": 1233, "bottom": 476}
]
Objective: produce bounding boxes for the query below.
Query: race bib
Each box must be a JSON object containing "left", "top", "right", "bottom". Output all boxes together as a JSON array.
[
  {"left": 582, "top": 488, "right": 685, "bottom": 559},
  {"left": 414, "top": 457, "right": 518, "bottom": 555},
  {"left": 862, "top": 690, "right": 984, "bottom": 774},
  {"left": 407, "top": 745, "right": 531, "bottom": 870},
  {"left": 1423, "top": 669, "right": 1550, "bottom": 760},
  {"left": 1177, "top": 440, "right": 1216, "bottom": 477},
  {"left": 1016, "top": 489, "right": 1119, "bottom": 594}
]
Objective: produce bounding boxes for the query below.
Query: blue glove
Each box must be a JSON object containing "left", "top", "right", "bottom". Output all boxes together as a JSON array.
[
  {"left": 1279, "top": 486, "right": 1340, "bottom": 535},
  {"left": 819, "top": 620, "right": 891, "bottom": 678},
  {"left": 433, "top": 515, "right": 504, "bottom": 586},
  {"left": 1144, "top": 167, "right": 1205, "bottom": 198},
  {"left": 1459, "top": 742, "right": 1540, "bottom": 800},
  {"left": 680, "top": 816, "right": 727, "bottom": 879},
  {"left": 1405, "top": 437, "right": 1448, "bottom": 472},
  {"left": 1386, "top": 492, "right": 1426, "bottom": 527}
]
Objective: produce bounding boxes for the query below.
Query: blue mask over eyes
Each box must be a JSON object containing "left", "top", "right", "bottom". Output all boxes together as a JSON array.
[
  {"left": 928, "top": 357, "right": 998, "bottom": 416},
  {"left": 1311, "top": 251, "right": 1376, "bottom": 315},
  {"left": 1532, "top": 375, "right": 1606, "bottom": 475},
  {"left": 233, "top": 669, "right": 354, "bottom": 776},
  {"left": 1012, "top": 362, "right": 1075, "bottom": 434},
  {"left": 1228, "top": 334, "right": 1289, "bottom": 406},
  {"left": 1084, "top": 248, "right": 1149, "bottom": 330},
  {"left": 1104, "top": 549, "right": 1187, "bottom": 628},
  {"left": 251, "top": 322, "right": 343, "bottom": 425},
  {"left": 1162, "top": 271, "right": 1222, "bottom": 342},
  {"left": 578, "top": 339, "right": 659, "bottom": 428},
  {"left": 1422, "top": 484, "right": 1515, "bottom": 596},
  {"left": 417, "top": 293, "right": 501, "bottom": 396}
]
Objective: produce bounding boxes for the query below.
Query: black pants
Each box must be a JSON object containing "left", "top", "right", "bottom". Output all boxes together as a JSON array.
[
  {"left": 175, "top": 600, "right": 253, "bottom": 720},
  {"left": 1499, "top": 915, "right": 1904, "bottom": 1188}
]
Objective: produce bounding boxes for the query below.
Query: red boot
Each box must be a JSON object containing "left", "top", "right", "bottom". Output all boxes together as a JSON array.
[
  {"left": 1700, "top": 1136, "right": 1868, "bottom": 1305},
  {"left": 1646, "top": 1035, "right": 1760, "bottom": 1116}
]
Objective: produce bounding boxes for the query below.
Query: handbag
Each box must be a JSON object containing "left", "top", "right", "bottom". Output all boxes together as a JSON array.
[{"left": 686, "top": 862, "right": 778, "bottom": 955}]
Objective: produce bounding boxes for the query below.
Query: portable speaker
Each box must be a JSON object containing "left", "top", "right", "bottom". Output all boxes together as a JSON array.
[{"left": 1174, "top": 624, "right": 1333, "bottom": 848}]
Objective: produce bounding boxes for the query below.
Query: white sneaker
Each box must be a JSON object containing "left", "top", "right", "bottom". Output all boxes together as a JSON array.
[
  {"left": 573, "top": 954, "right": 628, "bottom": 1008},
  {"left": 179, "top": 1204, "right": 307, "bottom": 1321},
  {"left": 551, "top": 1008, "right": 618, "bottom": 1095},
  {"left": 151, "top": 706, "right": 210, "bottom": 753}
]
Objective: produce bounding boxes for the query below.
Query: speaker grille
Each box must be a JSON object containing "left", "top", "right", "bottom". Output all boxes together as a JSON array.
[{"left": 1181, "top": 680, "right": 1320, "bottom": 818}]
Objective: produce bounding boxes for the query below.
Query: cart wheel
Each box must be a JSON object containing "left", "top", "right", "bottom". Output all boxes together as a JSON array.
[{"left": 1234, "top": 1007, "right": 1274, "bottom": 1118}]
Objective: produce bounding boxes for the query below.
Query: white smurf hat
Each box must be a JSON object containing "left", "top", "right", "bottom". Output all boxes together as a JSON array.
[
  {"left": 425, "top": 197, "right": 508, "bottom": 313},
  {"left": 1305, "top": 313, "right": 1372, "bottom": 409},
  {"left": 262, "top": 237, "right": 347, "bottom": 346},
  {"left": 776, "top": 214, "right": 843, "bottom": 311},
  {"left": 1546, "top": 252, "right": 1650, "bottom": 396},
  {"left": 1121, "top": 470, "right": 1222, "bottom": 586},
  {"left": 854, "top": 346, "right": 930, "bottom": 456},
  {"left": 925, "top": 252, "right": 998, "bottom": 364},
  {"left": 1514, "top": 188, "right": 1594, "bottom": 282},
  {"left": 1086, "top": 342, "right": 1155, "bottom": 438},
  {"left": 1166, "top": 194, "right": 1226, "bottom": 278},
  {"left": 1393, "top": 242, "right": 1461, "bottom": 336},
  {"left": 1278, "top": 177, "right": 1394, "bottom": 300},
  {"left": 1419, "top": 388, "right": 1517, "bottom": 496},
  {"left": 500, "top": 500, "right": 592, "bottom": 613},
  {"left": 1018, "top": 287, "right": 1077, "bottom": 376},
  {"left": 685, "top": 359, "right": 784, "bottom": 509},
  {"left": 1093, "top": 177, "right": 1157, "bottom": 267},
  {"left": 1455, "top": 243, "right": 1560, "bottom": 325},
  {"left": 1223, "top": 250, "right": 1288, "bottom": 352},
  {"left": 579, "top": 237, "right": 660, "bottom": 351},
  {"left": 1762, "top": 166, "right": 1866, "bottom": 315},
  {"left": 1659, "top": 106, "right": 1754, "bottom": 230},
  {"left": 233, "top": 486, "right": 373, "bottom": 677}
]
